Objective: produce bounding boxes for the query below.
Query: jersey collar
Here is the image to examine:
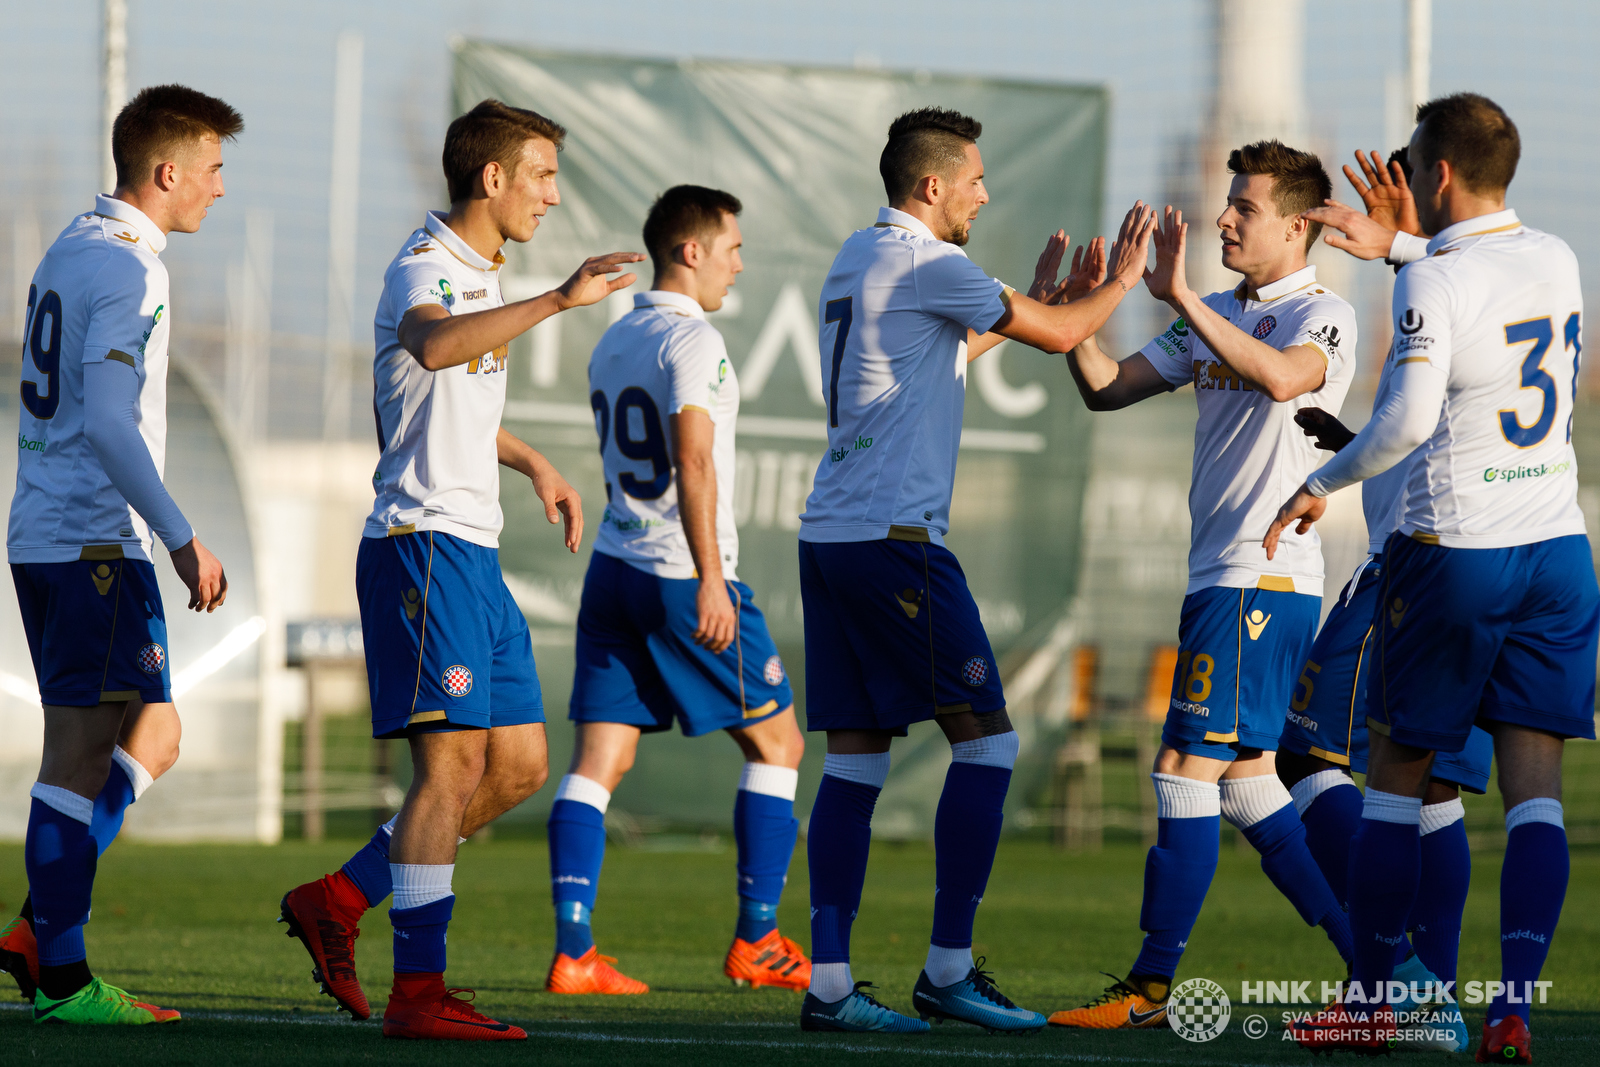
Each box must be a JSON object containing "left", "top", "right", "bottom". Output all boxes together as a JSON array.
[
  {"left": 423, "top": 211, "right": 504, "bottom": 272},
  {"left": 1237, "top": 263, "right": 1317, "bottom": 304},
  {"left": 875, "top": 206, "right": 936, "bottom": 241},
  {"left": 1427, "top": 208, "right": 1520, "bottom": 253},
  {"left": 93, "top": 194, "right": 167, "bottom": 254},
  {"left": 634, "top": 289, "right": 706, "bottom": 320}
]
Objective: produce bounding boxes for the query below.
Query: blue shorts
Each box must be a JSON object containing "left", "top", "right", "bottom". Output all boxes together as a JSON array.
[
  {"left": 1366, "top": 532, "right": 1599, "bottom": 752},
  {"left": 570, "top": 551, "right": 793, "bottom": 736},
  {"left": 11, "top": 551, "right": 171, "bottom": 706},
  {"left": 1279, "top": 557, "right": 1493, "bottom": 793},
  {"left": 799, "top": 536, "right": 1004, "bottom": 734},
  {"left": 356, "top": 531, "right": 545, "bottom": 739},
  {"left": 1162, "top": 584, "right": 1320, "bottom": 760}
]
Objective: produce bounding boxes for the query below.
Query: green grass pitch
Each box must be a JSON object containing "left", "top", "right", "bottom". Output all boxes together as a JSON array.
[{"left": 1, "top": 839, "right": 1596, "bottom": 1064}]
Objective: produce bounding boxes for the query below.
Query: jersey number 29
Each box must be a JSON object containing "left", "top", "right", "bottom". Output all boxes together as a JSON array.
[
  {"left": 21, "top": 284, "right": 62, "bottom": 420},
  {"left": 591, "top": 387, "right": 672, "bottom": 499}
]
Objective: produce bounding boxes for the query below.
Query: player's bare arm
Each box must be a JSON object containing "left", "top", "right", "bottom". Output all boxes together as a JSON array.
[
  {"left": 497, "top": 427, "right": 583, "bottom": 552},
  {"left": 399, "top": 251, "right": 642, "bottom": 372},
  {"left": 1144, "top": 206, "right": 1325, "bottom": 402},
  {"left": 670, "top": 410, "right": 736, "bottom": 654}
]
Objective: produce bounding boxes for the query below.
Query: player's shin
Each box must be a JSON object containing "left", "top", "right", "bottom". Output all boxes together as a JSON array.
[
  {"left": 1489, "top": 799, "right": 1568, "bottom": 1027},
  {"left": 25, "top": 787, "right": 98, "bottom": 999},
  {"left": 733, "top": 763, "right": 799, "bottom": 943},
  {"left": 807, "top": 752, "right": 888, "bottom": 1002},
  {"left": 1412, "top": 799, "right": 1470, "bottom": 984},
  {"left": 548, "top": 775, "right": 610, "bottom": 959},
  {"left": 1347, "top": 790, "right": 1422, "bottom": 1005},
  {"left": 925, "top": 732, "right": 1016, "bottom": 986},
  {"left": 1130, "top": 775, "right": 1220, "bottom": 983},
  {"left": 1222, "top": 774, "right": 1352, "bottom": 962},
  {"left": 1291, "top": 768, "right": 1363, "bottom": 908}
]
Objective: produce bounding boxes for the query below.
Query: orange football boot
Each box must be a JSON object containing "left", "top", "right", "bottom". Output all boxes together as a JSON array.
[
  {"left": 1476, "top": 1014, "right": 1533, "bottom": 1064},
  {"left": 1048, "top": 974, "right": 1169, "bottom": 1029},
  {"left": 278, "top": 871, "right": 371, "bottom": 1018},
  {"left": 382, "top": 973, "right": 525, "bottom": 1041},
  {"left": 724, "top": 929, "right": 811, "bottom": 991},
  {"left": 545, "top": 946, "right": 648, "bottom": 994},
  {"left": 1290, "top": 1001, "right": 1399, "bottom": 1054},
  {"left": 0, "top": 914, "right": 39, "bottom": 1002}
]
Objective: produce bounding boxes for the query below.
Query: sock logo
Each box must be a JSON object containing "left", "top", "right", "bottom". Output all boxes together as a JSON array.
[
  {"left": 1374, "top": 932, "right": 1406, "bottom": 946},
  {"left": 1389, "top": 597, "right": 1407, "bottom": 628},
  {"left": 1502, "top": 929, "right": 1548, "bottom": 944},
  {"left": 91, "top": 563, "right": 115, "bottom": 596},
  {"left": 1245, "top": 609, "right": 1271, "bottom": 641},
  {"left": 552, "top": 875, "right": 592, "bottom": 886}
]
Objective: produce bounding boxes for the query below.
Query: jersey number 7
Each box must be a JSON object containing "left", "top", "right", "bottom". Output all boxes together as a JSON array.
[{"left": 825, "top": 296, "right": 853, "bottom": 428}]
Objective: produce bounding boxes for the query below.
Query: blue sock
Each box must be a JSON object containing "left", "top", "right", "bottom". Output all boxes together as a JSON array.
[
  {"left": 1131, "top": 815, "right": 1219, "bottom": 980},
  {"left": 390, "top": 894, "right": 453, "bottom": 974},
  {"left": 340, "top": 825, "right": 394, "bottom": 909},
  {"left": 1240, "top": 804, "right": 1353, "bottom": 963},
  {"left": 1348, "top": 817, "right": 1419, "bottom": 1004},
  {"left": 88, "top": 760, "right": 136, "bottom": 857},
  {"left": 1489, "top": 820, "right": 1568, "bottom": 1025},
  {"left": 930, "top": 762, "right": 1010, "bottom": 949},
  {"left": 548, "top": 798, "right": 606, "bottom": 958},
  {"left": 25, "top": 797, "right": 97, "bottom": 966},
  {"left": 807, "top": 774, "right": 879, "bottom": 964},
  {"left": 734, "top": 788, "right": 797, "bottom": 942},
  {"left": 1412, "top": 818, "right": 1471, "bottom": 984},
  {"left": 1300, "top": 782, "right": 1363, "bottom": 908}
]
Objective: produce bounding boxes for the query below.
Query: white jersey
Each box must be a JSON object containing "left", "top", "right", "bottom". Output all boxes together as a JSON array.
[
  {"left": 9, "top": 196, "right": 176, "bottom": 564},
  {"left": 367, "top": 212, "right": 511, "bottom": 547},
  {"left": 1141, "top": 265, "right": 1358, "bottom": 596},
  {"left": 589, "top": 290, "right": 740, "bottom": 580},
  {"left": 799, "top": 207, "right": 1008, "bottom": 545},
  {"left": 1387, "top": 210, "right": 1585, "bottom": 547}
]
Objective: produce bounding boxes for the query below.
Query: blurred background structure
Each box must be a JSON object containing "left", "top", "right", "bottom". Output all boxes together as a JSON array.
[{"left": 0, "top": 0, "right": 1596, "bottom": 847}]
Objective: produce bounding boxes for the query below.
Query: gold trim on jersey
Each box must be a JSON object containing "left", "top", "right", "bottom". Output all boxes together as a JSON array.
[
  {"left": 1234, "top": 280, "right": 1317, "bottom": 304},
  {"left": 1301, "top": 341, "right": 1331, "bottom": 367},
  {"left": 1409, "top": 531, "right": 1441, "bottom": 545},
  {"left": 79, "top": 545, "right": 126, "bottom": 560},
  {"left": 1394, "top": 356, "right": 1431, "bottom": 365},
  {"left": 873, "top": 221, "right": 916, "bottom": 233},
  {"left": 1203, "top": 730, "right": 1240, "bottom": 742},
  {"left": 1365, "top": 716, "right": 1392, "bottom": 737},
  {"left": 106, "top": 350, "right": 136, "bottom": 367},
  {"left": 743, "top": 699, "right": 779, "bottom": 720},
  {"left": 634, "top": 304, "right": 692, "bottom": 316},
  {"left": 1256, "top": 575, "right": 1296, "bottom": 592},
  {"left": 432, "top": 238, "right": 504, "bottom": 273},
  {"left": 1459, "top": 221, "right": 1521, "bottom": 238},
  {"left": 1306, "top": 745, "right": 1351, "bottom": 766},
  {"left": 679, "top": 404, "right": 710, "bottom": 415},
  {"left": 407, "top": 710, "right": 449, "bottom": 726},
  {"left": 999, "top": 284, "right": 1015, "bottom": 308},
  {"left": 387, "top": 524, "right": 417, "bottom": 537},
  {"left": 886, "top": 525, "right": 931, "bottom": 542},
  {"left": 935, "top": 702, "right": 975, "bottom": 716},
  {"left": 101, "top": 689, "right": 140, "bottom": 702}
]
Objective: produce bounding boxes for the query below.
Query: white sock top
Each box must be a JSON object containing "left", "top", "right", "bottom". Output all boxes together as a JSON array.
[
  {"left": 949, "top": 731, "right": 1019, "bottom": 770},
  {"left": 381, "top": 814, "right": 398, "bottom": 836},
  {"left": 111, "top": 746, "right": 155, "bottom": 799},
  {"left": 1363, "top": 788, "right": 1423, "bottom": 825},
  {"left": 30, "top": 782, "right": 93, "bottom": 825},
  {"left": 1505, "top": 797, "right": 1564, "bottom": 833},
  {"left": 391, "top": 863, "right": 454, "bottom": 910},
  {"left": 822, "top": 752, "right": 891, "bottom": 789},
  {"left": 923, "top": 944, "right": 974, "bottom": 987},
  {"left": 1151, "top": 773, "right": 1221, "bottom": 819},
  {"left": 809, "top": 961, "right": 854, "bottom": 1003},
  {"left": 1289, "top": 768, "right": 1357, "bottom": 817},
  {"left": 739, "top": 762, "right": 799, "bottom": 801},
  {"left": 1219, "top": 774, "right": 1293, "bottom": 829},
  {"left": 1420, "top": 798, "right": 1465, "bottom": 836},
  {"left": 555, "top": 773, "right": 613, "bottom": 814}
]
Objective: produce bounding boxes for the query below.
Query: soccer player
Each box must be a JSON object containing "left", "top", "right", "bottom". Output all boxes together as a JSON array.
[
  {"left": 276, "top": 100, "right": 642, "bottom": 1041},
  {"left": 797, "top": 106, "right": 1155, "bottom": 1034},
  {"left": 1271, "top": 94, "right": 1592, "bottom": 1065},
  {"left": 545, "top": 185, "right": 810, "bottom": 996},
  {"left": 1047, "top": 141, "right": 1361, "bottom": 1031},
  {"left": 0, "top": 84, "right": 236, "bottom": 1025}
]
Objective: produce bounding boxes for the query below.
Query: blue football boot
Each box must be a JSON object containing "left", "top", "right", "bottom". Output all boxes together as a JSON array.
[
  {"left": 1391, "top": 953, "right": 1470, "bottom": 1052},
  {"left": 800, "top": 981, "right": 930, "bottom": 1033},
  {"left": 911, "top": 958, "right": 1046, "bottom": 1034}
]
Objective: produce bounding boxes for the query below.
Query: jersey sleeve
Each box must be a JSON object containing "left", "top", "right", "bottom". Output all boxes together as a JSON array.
[
  {"left": 1278, "top": 295, "right": 1359, "bottom": 382},
  {"left": 81, "top": 253, "right": 167, "bottom": 367},
  {"left": 912, "top": 245, "right": 1009, "bottom": 334},
  {"left": 1138, "top": 316, "right": 1199, "bottom": 387},
  {"left": 1389, "top": 261, "right": 1456, "bottom": 375},
  {"left": 387, "top": 253, "right": 454, "bottom": 318},
  {"left": 666, "top": 323, "right": 731, "bottom": 421}
]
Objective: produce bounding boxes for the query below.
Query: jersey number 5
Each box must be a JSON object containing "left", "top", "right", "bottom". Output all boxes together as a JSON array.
[
  {"left": 591, "top": 387, "right": 672, "bottom": 500},
  {"left": 1499, "top": 313, "right": 1580, "bottom": 448},
  {"left": 825, "top": 296, "right": 853, "bottom": 428},
  {"left": 21, "top": 285, "right": 62, "bottom": 421}
]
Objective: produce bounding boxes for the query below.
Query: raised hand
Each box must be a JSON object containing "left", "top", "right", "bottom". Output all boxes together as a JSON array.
[
  {"left": 1141, "top": 205, "right": 1188, "bottom": 305},
  {"left": 1062, "top": 237, "right": 1106, "bottom": 303},
  {"left": 1104, "top": 201, "right": 1155, "bottom": 292},
  {"left": 1302, "top": 200, "right": 1399, "bottom": 261},
  {"left": 556, "top": 251, "right": 646, "bottom": 310},
  {"left": 1294, "top": 407, "right": 1356, "bottom": 452},
  {"left": 1343, "top": 149, "right": 1421, "bottom": 236},
  {"left": 1027, "top": 230, "right": 1070, "bottom": 304}
]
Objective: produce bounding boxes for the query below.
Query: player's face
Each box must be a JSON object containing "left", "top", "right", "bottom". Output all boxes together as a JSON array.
[
  {"left": 166, "top": 135, "right": 226, "bottom": 234},
  {"left": 697, "top": 213, "right": 743, "bottom": 313},
  {"left": 1217, "top": 173, "right": 1298, "bottom": 274},
  {"left": 493, "top": 137, "right": 561, "bottom": 243},
  {"left": 936, "top": 142, "right": 989, "bottom": 247}
]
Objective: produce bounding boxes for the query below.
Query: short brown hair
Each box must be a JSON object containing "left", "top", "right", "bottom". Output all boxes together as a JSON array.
[
  {"left": 443, "top": 99, "right": 567, "bottom": 203},
  {"left": 642, "top": 185, "right": 742, "bottom": 274},
  {"left": 1227, "top": 140, "right": 1332, "bottom": 250},
  {"left": 1413, "top": 93, "right": 1520, "bottom": 194},
  {"left": 879, "top": 108, "right": 982, "bottom": 204},
  {"left": 112, "top": 84, "right": 243, "bottom": 188}
]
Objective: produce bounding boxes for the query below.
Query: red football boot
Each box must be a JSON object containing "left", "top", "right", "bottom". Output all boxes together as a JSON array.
[
  {"left": 0, "top": 913, "right": 39, "bottom": 1002},
  {"left": 724, "top": 929, "right": 811, "bottom": 991},
  {"left": 1291, "top": 1001, "right": 1399, "bottom": 1055},
  {"left": 1476, "top": 1014, "right": 1533, "bottom": 1064},
  {"left": 545, "top": 946, "right": 649, "bottom": 994},
  {"left": 382, "top": 973, "right": 526, "bottom": 1040},
  {"left": 279, "top": 871, "right": 370, "bottom": 1018}
]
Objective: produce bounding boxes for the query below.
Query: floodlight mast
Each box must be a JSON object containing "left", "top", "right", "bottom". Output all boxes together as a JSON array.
[
  {"left": 1407, "top": 0, "right": 1432, "bottom": 115},
  {"left": 101, "top": 0, "right": 127, "bottom": 195}
]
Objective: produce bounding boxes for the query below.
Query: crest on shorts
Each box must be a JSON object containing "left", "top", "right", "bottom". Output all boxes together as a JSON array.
[
  {"left": 442, "top": 664, "right": 473, "bottom": 697},
  {"left": 1252, "top": 315, "right": 1277, "bottom": 340},
  {"left": 763, "top": 655, "right": 784, "bottom": 686},
  {"left": 961, "top": 656, "right": 988, "bottom": 687},
  {"left": 138, "top": 643, "right": 166, "bottom": 675}
]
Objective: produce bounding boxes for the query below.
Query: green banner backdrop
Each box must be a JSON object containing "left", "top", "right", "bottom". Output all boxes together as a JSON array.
[{"left": 453, "top": 42, "right": 1106, "bottom": 833}]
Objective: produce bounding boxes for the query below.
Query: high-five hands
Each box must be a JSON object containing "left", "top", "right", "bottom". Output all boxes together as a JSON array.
[
  {"left": 1106, "top": 201, "right": 1156, "bottom": 293},
  {"left": 1027, "top": 230, "right": 1071, "bottom": 304},
  {"left": 556, "top": 251, "right": 647, "bottom": 310},
  {"left": 1027, "top": 233, "right": 1109, "bottom": 307},
  {"left": 1344, "top": 149, "right": 1420, "bottom": 235},
  {"left": 1142, "top": 206, "right": 1188, "bottom": 306}
]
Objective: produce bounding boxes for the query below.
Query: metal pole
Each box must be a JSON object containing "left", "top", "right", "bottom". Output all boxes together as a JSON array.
[
  {"left": 102, "top": 0, "right": 127, "bottom": 194},
  {"left": 322, "top": 30, "right": 363, "bottom": 442},
  {"left": 1407, "top": 0, "right": 1432, "bottom": 113},
  {"left": 303, "top": 663, "right": 325, "bottom": 841}
]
